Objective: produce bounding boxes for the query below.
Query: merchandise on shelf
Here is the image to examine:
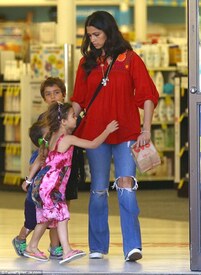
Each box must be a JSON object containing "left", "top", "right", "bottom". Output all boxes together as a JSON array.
[
  {"left": 0, "top": 82, "right": 22, "bottom": 187},
  {"left": 132, "top": 41, "right": 186, "bottom": 69},
  {"left": 137, "top": 58, "right": 178, "bottom": 183}
]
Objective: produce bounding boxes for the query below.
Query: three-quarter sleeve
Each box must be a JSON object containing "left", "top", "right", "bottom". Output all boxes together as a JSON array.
[{"left": 130, "top": 52, "right": 159, "bottom": 109}]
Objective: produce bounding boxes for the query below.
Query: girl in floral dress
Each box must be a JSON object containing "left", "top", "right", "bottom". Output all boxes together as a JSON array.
[{"left": 23, "top": 101, "right": 118, "bottom": 264}]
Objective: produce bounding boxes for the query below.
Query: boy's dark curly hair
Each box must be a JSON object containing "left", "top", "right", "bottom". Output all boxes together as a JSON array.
[
  {"left": 29, "top": 120, "right": 47, "bottom": 147},
  {"left": 40, "top": 77, "right": 66, "bottom": 99}
]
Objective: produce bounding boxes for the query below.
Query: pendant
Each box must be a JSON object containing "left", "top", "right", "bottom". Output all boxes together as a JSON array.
[{"left": 101, "top": 77, "right": 109, "bottom": 86}]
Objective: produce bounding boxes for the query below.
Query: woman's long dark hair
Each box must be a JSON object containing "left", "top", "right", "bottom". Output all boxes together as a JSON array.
[{"left": 81, "top": 10, "right": 132, "bottom": 75}]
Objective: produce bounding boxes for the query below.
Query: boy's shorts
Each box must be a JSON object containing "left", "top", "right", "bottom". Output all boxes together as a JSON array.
[{"left": 24, "top": 198, "right": 37, "bottom": 230}]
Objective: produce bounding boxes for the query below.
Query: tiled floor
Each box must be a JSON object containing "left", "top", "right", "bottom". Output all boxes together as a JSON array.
[{"left": 0, "top": 189, "right": 192, "bottom": 275}]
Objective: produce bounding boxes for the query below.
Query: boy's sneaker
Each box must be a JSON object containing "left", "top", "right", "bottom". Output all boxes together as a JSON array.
[
  {"left": 49, "top": 245, "right": 63, "bottom": 260},
  {"left": 12, "top": 237, "right": 27, "bottom": 256},
  {"left": 125, "top": 248, "right": 142, "bottom": 262}
]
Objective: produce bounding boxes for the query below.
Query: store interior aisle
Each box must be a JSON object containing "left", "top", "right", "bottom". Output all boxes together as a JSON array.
[{"left": 0, "top": 188, "right": 191, "bottom": 274}]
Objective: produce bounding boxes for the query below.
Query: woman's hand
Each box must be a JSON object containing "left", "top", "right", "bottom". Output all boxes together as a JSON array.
[
  {"left": 135, "top": 131, "right": 151, "bottom": 148},
  {"left": 106, "top": 120, "right": 119, "bottom": 133},
  {"left": 72, "top": 102, "right": 82, "bottom": 117}
]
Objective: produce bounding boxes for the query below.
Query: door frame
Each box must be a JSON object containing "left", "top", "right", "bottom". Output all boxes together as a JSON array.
[{"left": 188, "top": 0, "right": 201, "bottom": 270}]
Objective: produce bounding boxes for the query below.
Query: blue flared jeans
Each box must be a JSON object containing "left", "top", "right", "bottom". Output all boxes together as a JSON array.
[{"left": 86, "top": 141, "right": 142, "bottom": 258}]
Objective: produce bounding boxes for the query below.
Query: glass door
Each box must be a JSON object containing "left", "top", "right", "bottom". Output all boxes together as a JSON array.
[{"left": 189, "top": 0, "right": 201, "bottom": 270}]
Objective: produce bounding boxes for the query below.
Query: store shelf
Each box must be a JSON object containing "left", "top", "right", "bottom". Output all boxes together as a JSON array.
[
  {"left": 148, "top": 66, "right": 177, "bottom": 71},
  {"left": 160, "top": 93, "right": 174, "bottom": 98},
  {"left": 76, "top": 0, "right": 120, "bottom": 5},
  {"left": 144, "top": 67, "right": 176, "bottom": 183},
  {"left": 0, "top": 0, "right": 56, "bottom": 6},
  {"left": 152, "top": 121, "right": 174, "bottom": 125},
  {"left": 0, "top": 0, "right": 186, "bottom": 7},
  {"left": 0, "top": 142, "right": 20, "bottom": 147},
  {"left": 174, "top": 75, "right": 188, "bottom": 196},
  {"left": 138, "top": 176, "right": 175, "bottom": 181},
  {"left": 158, "top": 147, "right": 174, "bottom": 152},
  {"left": 0, "top": 81, "right": 22, "bottom": 188},
  {"left": 0, "top": 0, "right": 121, "bottom": 6},
  {"left": 0, "top": 113, "right": 20, "bottom": 117}
]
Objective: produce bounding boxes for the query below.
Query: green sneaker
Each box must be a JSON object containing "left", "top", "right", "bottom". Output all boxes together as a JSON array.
[
  {"left": 49, "top": 245, "right": 63, "bottom": 260},
  {"left": 12, "top": 237, "right": 27, "bottom": 256}
]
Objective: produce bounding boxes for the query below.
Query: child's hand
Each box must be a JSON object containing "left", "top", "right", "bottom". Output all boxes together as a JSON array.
[
  {"left": 106, "top": 120, "right": 119, "bottom": 133},
  {"left": 21, "top": 181, "right": 28, "bottom": 192}
]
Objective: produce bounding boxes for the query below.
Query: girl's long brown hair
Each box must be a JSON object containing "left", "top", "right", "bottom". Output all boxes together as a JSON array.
[{"left": 39, "top": 102, "right": 72, "bottom": 159}]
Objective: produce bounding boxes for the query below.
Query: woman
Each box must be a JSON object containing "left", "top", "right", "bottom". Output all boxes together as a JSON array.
[{"left": 71, "top": 11, "right": 159, "bottom": 261}]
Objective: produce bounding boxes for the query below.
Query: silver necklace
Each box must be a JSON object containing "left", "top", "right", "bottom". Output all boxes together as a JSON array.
[{"left": 100, "top": 59, "right": 113, "bottom": 87}]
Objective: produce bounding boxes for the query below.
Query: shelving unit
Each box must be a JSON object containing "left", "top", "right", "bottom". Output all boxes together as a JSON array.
[
  {"left": 0, "top": 69, "right": 187, "bottom": 190},
  {"left": 0, "top": 76, "right": 33, "bottom": 190},
  {"left": 0, "top": 0, "right": 56, "bottom": 6},
  {"left": 174, "top": 75, "right": 188, "bottom": 197},
  {"left": 135, "top": 67, "right": 177, "bottom": 184},
  {"left": 0, "top": 81, "right": 21, "bottom": 188}
]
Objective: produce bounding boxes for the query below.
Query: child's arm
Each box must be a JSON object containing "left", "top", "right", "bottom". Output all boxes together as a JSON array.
[
  {"left": 69, "top": 120, "right": 119, "bottom": 149},
  {"left": 28, "top": 155, "right": 43, "bottom": 179},
  {"left": 22, "top": 154, "right": 44, "bottom": 192}
]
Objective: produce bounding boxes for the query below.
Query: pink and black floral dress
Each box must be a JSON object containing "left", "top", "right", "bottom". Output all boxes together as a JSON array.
[{"left": 32, "top": 135, "right": 73, "bottom": 228}]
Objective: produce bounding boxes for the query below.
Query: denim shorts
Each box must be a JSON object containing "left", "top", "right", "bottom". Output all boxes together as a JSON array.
[{"left": 24, "top": 198, "right": 37, "bottom": 230}]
